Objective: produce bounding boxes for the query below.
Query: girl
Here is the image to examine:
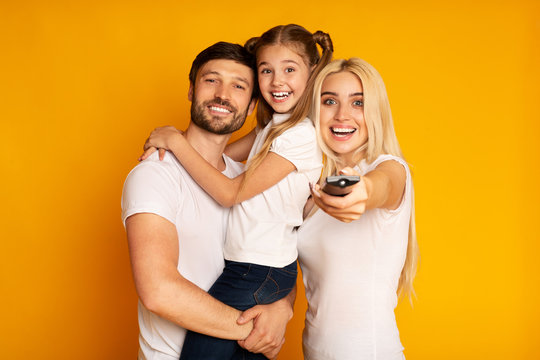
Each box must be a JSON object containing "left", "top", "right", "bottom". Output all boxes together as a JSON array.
[
  {"left": 142, "top": 24, "right": 333, "bottom": 359},
  {"left": 298, "top": 58, "right": 419, "bottom": 359}
]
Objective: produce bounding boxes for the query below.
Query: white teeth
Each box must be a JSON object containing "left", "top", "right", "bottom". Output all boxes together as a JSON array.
[
  {"left": 209, "top": 106, "right": 231, "bottom": 113},
  {"left": 331, "top": 127, "right": 355, "bottom": 133},
  {"left": 272, "top": 91, "right": 290, "bottom": 99},
  {"left": 331, "top": 127, "right": 356, "bottom": 137}
]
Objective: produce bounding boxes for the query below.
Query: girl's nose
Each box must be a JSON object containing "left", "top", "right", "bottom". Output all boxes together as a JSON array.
[{"left": 272, "top": 74, "right": 284, "bottom": 87}]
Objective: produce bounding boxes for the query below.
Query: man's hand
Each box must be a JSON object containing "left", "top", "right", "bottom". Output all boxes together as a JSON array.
[{"left": 236, "top": 298, "right": 294, "bottom": 359}]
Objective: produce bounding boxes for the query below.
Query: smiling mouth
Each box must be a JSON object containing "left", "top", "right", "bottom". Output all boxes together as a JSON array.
[
  {"left": 331, "top": 127, "right": 356, "bottom": 137},
  {"left": 208, "top": 105, "right": 232, "bottom": 114},
  {"left": 271, "top": 91, "right": 291, "bottom": 100}
]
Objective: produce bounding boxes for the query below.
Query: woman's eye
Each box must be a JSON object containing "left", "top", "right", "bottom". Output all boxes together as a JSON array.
[
  {"left": 353, "top": 100, "right": 364, "bottom": 106},
  {"left": 323, "top": 98, "right": 336, "bottom": 105}
]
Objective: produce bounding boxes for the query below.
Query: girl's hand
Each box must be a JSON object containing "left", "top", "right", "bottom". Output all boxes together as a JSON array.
[
  {"left": 138, "top": 147, "right": 166, "bottom": 162},
  {"left": 310, "top": 167, "right": 369, "bottom": 223},
  {"left": 138, "top": 126, "right": 183, "bottom": 161}
]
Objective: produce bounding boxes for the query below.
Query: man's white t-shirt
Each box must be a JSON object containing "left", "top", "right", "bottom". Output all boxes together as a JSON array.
[
  {"left": 297, "top": 155, "right": 412, "bottom": 360},
  {"left": 121, "top": 151, "right": 243, "bottom": 360},
  {"left": 224, "top": 114, "right": 322, "bottom": 268}
]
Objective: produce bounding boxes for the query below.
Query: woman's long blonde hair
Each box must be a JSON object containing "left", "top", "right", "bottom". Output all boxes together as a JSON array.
[
  {"left": 242, "top": 24, "right": 333, "bottom": 178},
  {"left": 311, "top": 58, "right": 419, "bottom": 299}
]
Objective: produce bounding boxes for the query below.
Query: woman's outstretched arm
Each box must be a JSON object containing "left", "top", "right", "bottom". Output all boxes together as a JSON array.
[{"left": 310, "top": 160, "right": 406, "bottom": 222}]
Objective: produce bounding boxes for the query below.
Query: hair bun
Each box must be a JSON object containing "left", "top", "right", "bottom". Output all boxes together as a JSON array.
[
  {"left": 313, "top": 30, "right": 334, "bottom": 52},
  {"left": 244, "top": 37, "right": 260, "bottom": 54}
]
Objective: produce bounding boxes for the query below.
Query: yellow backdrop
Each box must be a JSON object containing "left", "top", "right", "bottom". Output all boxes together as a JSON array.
[{"left": 1, "top": 0, "right": 539, "bottom": 358}]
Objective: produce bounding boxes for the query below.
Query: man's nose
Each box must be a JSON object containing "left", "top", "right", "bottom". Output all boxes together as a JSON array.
[{"left": 214, "top": 84, "right": 231, "bottom": 100}]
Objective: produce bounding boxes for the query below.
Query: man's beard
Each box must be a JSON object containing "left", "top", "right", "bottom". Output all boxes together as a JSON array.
[{"left": 190, "top": 97, "right": 248, "bottom": 135}]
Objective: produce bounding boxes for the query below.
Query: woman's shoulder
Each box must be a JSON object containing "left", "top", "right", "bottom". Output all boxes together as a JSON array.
[{"left": 361, "top": 154, "right": 409, "bottom": 173}]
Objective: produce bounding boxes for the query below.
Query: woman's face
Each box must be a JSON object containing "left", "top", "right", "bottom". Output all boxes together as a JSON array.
[
  {"left": 256, "top": 44, "right": 311, "bottom": 114},
  {"left": 319, "top": 71, "right": 367, "bottom": 166}
]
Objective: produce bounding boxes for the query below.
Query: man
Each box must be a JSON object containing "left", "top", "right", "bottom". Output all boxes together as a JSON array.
[{"left": 121, "top": 42, "right": 294, "bottom": 359}]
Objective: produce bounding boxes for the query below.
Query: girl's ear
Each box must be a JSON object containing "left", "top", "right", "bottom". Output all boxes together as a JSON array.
[{"left": 188, "top": 84, "right": 194, "bottom": 101}]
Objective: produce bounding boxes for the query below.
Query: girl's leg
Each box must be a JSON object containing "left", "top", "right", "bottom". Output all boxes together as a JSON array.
[
  {"left": 179, "top": 260, "right": 298, "bottom": 360},
  {"left": 180, "top": 261, "right": 268, "bottom": 360}
]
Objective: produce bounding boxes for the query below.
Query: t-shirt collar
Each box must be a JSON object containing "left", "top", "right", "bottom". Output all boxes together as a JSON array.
[{"left": 272, "top": 113, "right": 291, "bottom": 125}]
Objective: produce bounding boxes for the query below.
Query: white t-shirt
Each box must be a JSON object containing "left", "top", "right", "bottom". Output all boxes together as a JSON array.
[
  {"left": 297, "top": 154, "right": 412, "bottom": 360},
  {"left": 121, "top": 151, "right": 243, "bottom": 360},
  {"left": 224, "top": 114, "right": 322, "bottom": 267}
]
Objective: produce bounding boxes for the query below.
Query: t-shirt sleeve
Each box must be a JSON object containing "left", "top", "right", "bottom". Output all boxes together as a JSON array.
[
  {"left": 269, "top": 119, "right": 321, "bottom": 172},
  {"left": 121, "top": 160, "right": 179, "bottom": 226},
  {"left": 367, "top": 155, "right": 412, "bottom": 219}
]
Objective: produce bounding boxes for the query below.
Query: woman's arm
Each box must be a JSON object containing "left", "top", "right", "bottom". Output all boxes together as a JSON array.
[
  {"left": 310, "top": 160, "right": 406, "bottom": 222},
  {"left": 146, "top": 127, "right": 296, "bottom": 208},
  {"left": 225, "top": 128, "right": 257, "bottom": 162}
]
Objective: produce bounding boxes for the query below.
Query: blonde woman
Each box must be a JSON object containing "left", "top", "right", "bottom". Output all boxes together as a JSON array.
[{"left": 298, "top": 58, "right": 419, "bottom": 360}]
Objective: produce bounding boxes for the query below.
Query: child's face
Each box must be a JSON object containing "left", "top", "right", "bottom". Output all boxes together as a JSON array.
[{"left": 257, "top": 44, "right": 311, "bottom": 114}]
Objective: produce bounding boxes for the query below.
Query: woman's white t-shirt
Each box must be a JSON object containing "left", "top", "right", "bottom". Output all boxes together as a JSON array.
[
  {"left": 224, "top": 113, "right": 322, "bottom": 267},
  {"left": 297, "top": 154, "right": 412, "bottom": 360}
]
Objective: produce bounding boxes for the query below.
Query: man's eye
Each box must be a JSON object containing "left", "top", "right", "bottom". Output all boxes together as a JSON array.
[
  {"left": 234, "top": 85, "right": 245, "bottom": 90},
  {"left": 205, "top": 79, "right": 216, "bottom": 83}
]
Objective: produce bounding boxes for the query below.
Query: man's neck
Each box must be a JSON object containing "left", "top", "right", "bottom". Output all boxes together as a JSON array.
[{"left": 184, "top": 123, "right": 231, "bottom": 171}]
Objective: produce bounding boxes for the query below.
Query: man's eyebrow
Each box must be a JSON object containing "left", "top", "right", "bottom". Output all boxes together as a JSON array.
[{"left": 200, "top": 70, "right": 250, "bottom": 86}]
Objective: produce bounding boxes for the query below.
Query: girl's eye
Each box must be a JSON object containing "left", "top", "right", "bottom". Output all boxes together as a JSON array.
[
  {"left": 353, "top": 100, "right": 364, "bottom": 106},
  {"left": 285, "top": 67, "right": 295, "bottom": 73},
  {"left": 260, "top": 68, "right": 271, "bottom": 74},
  {"left": 322, "top": 98, "right": 336, "bottom": 105}
]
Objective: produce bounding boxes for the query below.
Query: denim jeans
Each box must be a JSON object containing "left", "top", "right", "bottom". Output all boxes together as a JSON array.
[{"left": 179, "top": 260, "right": 297, "bottom": 360}]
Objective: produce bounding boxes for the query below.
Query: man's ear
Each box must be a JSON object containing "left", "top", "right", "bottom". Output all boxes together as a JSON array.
[
  {"left": 247, "top": 98, "right": 257, "bottom": 116},
  {"left": 188, "top": 83, "right": 194, "bottom": 102}
]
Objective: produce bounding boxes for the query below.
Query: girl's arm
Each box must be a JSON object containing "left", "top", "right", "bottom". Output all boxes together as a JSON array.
[
  {"left": 310, "top": 160, "right": 406, "bottom": 222},
  {"left": 146, "top": 127, "right": 296, "bottom": 208},
  {"left": 225, "top": 128, "right": 257, "bottom": 162}
]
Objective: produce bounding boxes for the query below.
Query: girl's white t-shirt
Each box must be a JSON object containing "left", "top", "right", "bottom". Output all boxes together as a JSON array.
[
  {"left": 297, "top": 154, "right": 412, "bottom": 360},
  {"left": 224, "top": 113, "right": 322, "bottom": 268}
]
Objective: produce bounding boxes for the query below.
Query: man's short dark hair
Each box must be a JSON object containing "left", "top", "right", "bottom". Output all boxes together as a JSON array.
[{"left": 189, "top": 41, "right": 258, "bottom": 99}]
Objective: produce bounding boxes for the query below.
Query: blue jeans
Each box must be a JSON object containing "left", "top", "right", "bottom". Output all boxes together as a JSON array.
[{"left": 179, "top": 260, "right": 298, "bottom": 360}]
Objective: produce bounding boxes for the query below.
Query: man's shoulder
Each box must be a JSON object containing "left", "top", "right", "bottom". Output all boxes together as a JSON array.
[{"left": 127, "top": 151, "right": 181, "bottom": 179}]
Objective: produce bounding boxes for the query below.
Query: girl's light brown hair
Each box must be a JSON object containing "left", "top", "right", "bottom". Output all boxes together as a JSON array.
[{"left": 242, "top": 24, "right": 333, "bottom": 178}]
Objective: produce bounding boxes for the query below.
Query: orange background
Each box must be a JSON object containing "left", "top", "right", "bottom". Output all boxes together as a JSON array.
[{"left": 1, "top": 0, "right": 539, "bottom": 359}]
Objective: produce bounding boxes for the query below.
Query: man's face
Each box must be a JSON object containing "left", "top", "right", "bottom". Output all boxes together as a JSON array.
[{"left": 189, "top": 59, "right": 255, "bottom": 135}]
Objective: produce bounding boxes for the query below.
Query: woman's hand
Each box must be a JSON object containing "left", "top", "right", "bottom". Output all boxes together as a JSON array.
[
  {"left": 138, "top": 126, "right": 183, "bottom": 161},
  {"left": 310, "top": 167, "right": 369, "bottom": 223}
]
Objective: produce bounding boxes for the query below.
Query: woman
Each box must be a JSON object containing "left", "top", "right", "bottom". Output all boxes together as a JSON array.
[{"left": 297, "top": 58, "right": 419, "bottom": 359}]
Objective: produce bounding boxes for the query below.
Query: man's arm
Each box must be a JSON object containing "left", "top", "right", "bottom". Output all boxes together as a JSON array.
[{"left": 126, "top": 212, "right": 253, "bottom": 339}]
